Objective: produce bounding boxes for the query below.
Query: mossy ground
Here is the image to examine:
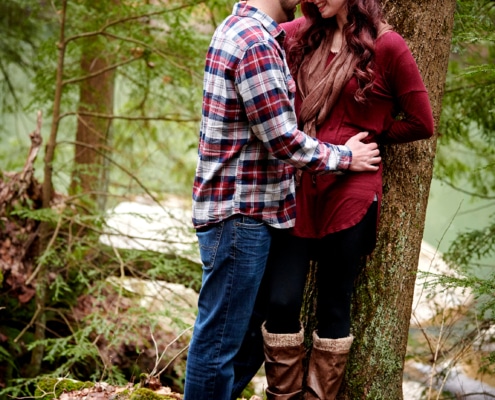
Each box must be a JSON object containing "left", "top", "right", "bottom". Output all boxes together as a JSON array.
[{"left": 34, "top": 377, "right": 260, "bottom": 400}]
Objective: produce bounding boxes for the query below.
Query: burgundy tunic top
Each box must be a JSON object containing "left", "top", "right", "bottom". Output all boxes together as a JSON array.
[{"left": 282, "top": 18, "right": 435, "bottom": 239}]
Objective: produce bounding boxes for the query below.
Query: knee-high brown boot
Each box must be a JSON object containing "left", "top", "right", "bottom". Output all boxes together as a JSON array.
[
  {"left": 305, "top": 331, "right": 354, "bottom": 400},
  {"left": 262, "top": 324, "right": 305, "bottom": 400}
]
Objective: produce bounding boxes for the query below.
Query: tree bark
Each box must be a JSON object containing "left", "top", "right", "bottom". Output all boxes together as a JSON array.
[
  {"left": 337, "top": 1, "right": 457, "bottom": 398},
  {"left": 70, "top": 36, "right": 115, "bottom": 210}
]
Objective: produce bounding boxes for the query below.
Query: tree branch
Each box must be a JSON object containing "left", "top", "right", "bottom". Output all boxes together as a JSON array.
[
  {"left": 59, "top": 111, "right": 199, "bottom": 123},
  {"left": 437, "top": 177, "right": 495, "bottom": 200},
  {"left": 62, "top": 55, "right": 141, "bottom": 86}
]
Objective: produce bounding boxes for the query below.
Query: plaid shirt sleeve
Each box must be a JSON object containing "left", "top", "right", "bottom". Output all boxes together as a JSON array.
[{"left": 236, "top": 42, "right": 352, "bottom": 173}]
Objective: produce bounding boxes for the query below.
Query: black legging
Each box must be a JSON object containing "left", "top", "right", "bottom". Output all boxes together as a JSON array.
[{"left": 264, "top": 202, "right": 378, "bottom": 339}]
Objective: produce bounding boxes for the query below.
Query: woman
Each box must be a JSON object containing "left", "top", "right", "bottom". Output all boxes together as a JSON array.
[{"left": 260, "top": 0, "right": 434, "bottom": 398}]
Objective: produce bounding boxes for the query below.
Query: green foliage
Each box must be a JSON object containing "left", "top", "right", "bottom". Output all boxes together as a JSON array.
[
  {"left": 434, "top": 0, "right": 495, "bottom": 316},
  {"left": 451, "top": 0, "right": 495, "bottom": 49},
  {"left": 0, "top": 0, "right": 228, "bottom": 196},
  {"left": 436, "top": 0, "right": 495, "bottom": 192},
  {"left": 0, "top": 1, "right": 55, "bottom": 107},
  {"left": 445, "top": 224, "right": 495, "bottom": 269},
  {"left": 435, "top": 0, "right": 495, "bottom": 304},
  {"left": 0, "top": 2, "right": 56, "bottom": 171},
  {"left": 128, "top": 249, "right": 202, "bottom": 292},
  {"left": 442, "top": 223, "right": 495, "bottom": 318},
  {"left": 1, "top": 188, "right": 202, "bottom": 394}
]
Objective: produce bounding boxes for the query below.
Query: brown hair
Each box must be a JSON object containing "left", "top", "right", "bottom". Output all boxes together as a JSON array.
[{"left": 286, "top": 0, "right": 386, "bottom": 102}]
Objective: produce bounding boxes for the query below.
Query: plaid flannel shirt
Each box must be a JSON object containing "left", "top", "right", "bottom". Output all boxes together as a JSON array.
[{"left": 192, "top": 3, "right": 352, "bottom": 229}]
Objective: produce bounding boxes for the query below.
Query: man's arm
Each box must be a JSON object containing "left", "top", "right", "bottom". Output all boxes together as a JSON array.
[{"left": 237, "top": 42, "right": 380, "bottom": 173}]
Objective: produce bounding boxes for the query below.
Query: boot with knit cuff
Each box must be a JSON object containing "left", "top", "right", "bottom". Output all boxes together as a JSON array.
[
  {"left": 262, "top": 323, "right": 305, "bottom": 400},
  {"left": 305, "top": 331, "right": 354, "bottom": 400}
]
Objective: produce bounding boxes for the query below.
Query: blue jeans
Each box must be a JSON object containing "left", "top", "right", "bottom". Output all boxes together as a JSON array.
[
  {"left": 183, "top": 215, "right": 272, "bottom": 400},
  {"left": 231, "top": 283, "right": 268, "bottom": 399}
]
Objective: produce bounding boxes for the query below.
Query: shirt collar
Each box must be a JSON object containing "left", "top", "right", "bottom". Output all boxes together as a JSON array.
[{"left": 233, "top": 2, "right": 286, "bottom": 44}]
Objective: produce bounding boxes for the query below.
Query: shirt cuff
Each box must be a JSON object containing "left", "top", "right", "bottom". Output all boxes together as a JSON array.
[{"left": 336, "top": 145, "right": 352, "bottom": 172}]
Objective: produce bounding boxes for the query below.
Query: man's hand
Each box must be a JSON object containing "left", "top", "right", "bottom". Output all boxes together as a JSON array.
[{"left": 345, "top": 132, "right": 381, "bottom": 172}]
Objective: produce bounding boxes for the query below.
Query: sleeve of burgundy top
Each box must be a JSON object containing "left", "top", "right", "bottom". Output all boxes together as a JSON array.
[
  {"left": 280, "top": 17, "right": 305, "bottom": 50},
  {"left": 379, "top": 32, "right": 435, "bottom": 144}
]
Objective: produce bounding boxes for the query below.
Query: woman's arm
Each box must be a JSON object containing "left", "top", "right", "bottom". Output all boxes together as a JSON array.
[
  {"left": 379, "top": 32, "right": 435, "bottom": 144},
  {"left": 381, "top": 90, "right": 434, "bottom": 144}
]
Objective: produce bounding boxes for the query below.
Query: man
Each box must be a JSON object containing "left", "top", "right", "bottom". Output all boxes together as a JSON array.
[{"left": 184, "top": 1, "right": 381, "bottom": 399}]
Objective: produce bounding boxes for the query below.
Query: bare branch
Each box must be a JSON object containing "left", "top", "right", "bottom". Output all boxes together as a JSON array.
[
  {"left": 437, "top": 178, "right": 495, "bottom": 200},
  {"left": 59, "top": 111, "right": 199, "bottom": 123},
  {"left": 26, "top": 211, "right": 65, "bottom": 285},
  {"left": 62, "top": 56, "right": 142, "bottom": 86},
  {"left": 150, "top": 325, "right": 193, "bottom": 377},
  {"left": 13, "top": 304, "right": 42, "bottom": 343}
]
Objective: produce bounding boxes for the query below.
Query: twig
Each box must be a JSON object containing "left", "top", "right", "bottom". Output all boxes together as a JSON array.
[
  {"left": 150, "top": 329, "right": 161, "bottom": 376},
  {"left": 62, "top": 56, "right": 141, "bottom": 86},
  {"left": 26, "top": 211, "right": 65, "bottom": 285},
  {"left": 113, "top": 246, "right": 126, "bottom": 315},
  {"left": 429, "top": 302, "right": 447, "bottom": 400},
  {"left": 14, "top": 304, "right": 42, "bottom": 343},
  {"left": 149, "top": 325, "right": 193, "bottom": 377},
  {"left": 157, "top": 344, "right": 190, "bottom": 377}
]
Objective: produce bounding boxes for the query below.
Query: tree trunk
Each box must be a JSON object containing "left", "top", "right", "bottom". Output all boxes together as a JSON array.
[
  {"left": 70, "top": 36, "right": 115, "bottom": 210},
  {"left": 337, "top": 1, "right": 457, "bottom": 399}
]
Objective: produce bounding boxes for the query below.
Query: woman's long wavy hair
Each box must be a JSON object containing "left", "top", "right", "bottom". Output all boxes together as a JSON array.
[{"left": 286, "top": 0, "right": 386, "bottom": 102}]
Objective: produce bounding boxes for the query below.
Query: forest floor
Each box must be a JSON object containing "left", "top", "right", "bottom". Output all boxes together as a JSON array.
[
  {"left": 51, "top": 379, "right": 262, "bottom": 400},
  {"left": 54, "top": 381, "right": 182, "bottom": 400}
]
